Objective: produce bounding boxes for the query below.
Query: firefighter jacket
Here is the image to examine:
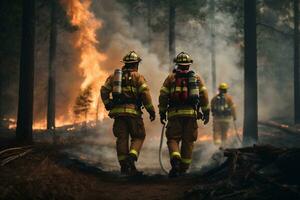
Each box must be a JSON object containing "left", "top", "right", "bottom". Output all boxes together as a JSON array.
[
  {"left": 211, "top": 93, "right": 236, "bottom": 121},
  {"left": 100, "top": 69, "right": 155, "bottom": 118},
  {"left": 158, "top": 72, "right": 209, "bottom": 119}
]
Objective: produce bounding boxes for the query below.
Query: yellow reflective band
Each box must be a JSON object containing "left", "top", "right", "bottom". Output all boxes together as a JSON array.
[
  {"left": 189, "top": 89, "right": 199, "bottom": 95},
  {"left": 103, "top": 99, "right": 110, "bottom": 105},
  {"left": 160, "top": 87, "right": 170, "bottom": 94},
  {"left": 171, "top": 151, "right": 181, "bottom": 158},
  {"left": 144, "top": 104, "right": 154, "bottom": 110},
  {"left": 214, "top": 139, "right": 222, "bottom": 145},
  {"left": 110, "top": 107, "right": 141, "bottom": 115},
  {"left": 171, "top": 87, "right": 188, "bottom": 93},
  {"left": 181, "top": 158, "right": 192, "bottom": 164},
  {"left": 168, "top": 109, "right": 196, "bottom": 118},
  {"left": 199, "top": 86, "right": 207, "bottom": 93},
  {"left": 118, "top": 155, "right": 127, "bottom": 161},
  {"left": 138, "top": 83, "right": 148, "bottom": 93},
  {"left": 130, "top": 149, "right": 138, "bottom": 157},
  {"left": 122, "top": 86, "right": 137, "bottom": 93},
  {"left": 201, "top": 105, "right": 210, "bottom": 111},
  {"left": 102, "top": 84, "right": 112, "bottom": 91}
]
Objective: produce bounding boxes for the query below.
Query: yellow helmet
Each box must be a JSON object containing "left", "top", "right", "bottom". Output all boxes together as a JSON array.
[
  {"left": 121, "top": 51, "right": 142, "bottom": 63},
  {"left": 219, "top": 83, "right": 229, "bottom": 90},
  {"left": 173, "top": 52, "right": 193, "bottom": 65}
]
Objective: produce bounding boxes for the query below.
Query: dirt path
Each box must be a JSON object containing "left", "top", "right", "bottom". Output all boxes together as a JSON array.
[{"left": 0, "top": 143, "right": 198, "bottom": 200}]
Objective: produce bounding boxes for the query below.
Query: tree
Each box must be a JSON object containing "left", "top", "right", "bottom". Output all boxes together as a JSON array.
[
  {"left": 0, "top": 66, "right": 3, "bottom": 128},
  {"left": 73, "top": 86, "right": 93, "bottom": 126},
  {"left": 294, "top": 0, "right": 300, "bottom": 124},
  {"left": 209, "top": 0, "right": 217, "bottom": 92},
  {"left": 16, "top": 0, "right": 36, "bottom": 143},
  {"left": 47, "top": 0, "right": 58, "bottom": 130},
  {"left": 146, "top": 0, "right": 153, "bottom": 45},
  {"left": 243, "top": 0, "right": 258, "bottom": 144},
  {"left": 169, "top": 0, "right": 176, "bottom": 68}
]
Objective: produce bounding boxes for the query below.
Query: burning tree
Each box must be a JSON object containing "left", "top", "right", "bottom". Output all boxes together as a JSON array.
[{"left": 73, "top": 85, "right": 93, "bottom": 125}]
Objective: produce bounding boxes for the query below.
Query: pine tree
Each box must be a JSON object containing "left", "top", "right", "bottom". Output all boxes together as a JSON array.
[{"left": 73, "top": 86, "right": 93, "bottom": 126}]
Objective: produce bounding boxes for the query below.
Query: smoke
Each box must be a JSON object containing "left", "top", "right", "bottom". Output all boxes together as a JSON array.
[{"left": 55, "top": 0, "right": 243, "bottom": 173}]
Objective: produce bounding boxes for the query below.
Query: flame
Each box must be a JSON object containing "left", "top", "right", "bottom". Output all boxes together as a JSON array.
[
  {"left": 19, "top": 0, "right": 108, "bottom": 131},
  {"left": 60, "top": 0, "right": 107, "bottom": 123}
]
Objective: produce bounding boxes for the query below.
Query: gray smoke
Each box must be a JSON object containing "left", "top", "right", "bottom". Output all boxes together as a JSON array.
[{"left": 61, "top": 0, "right": 243, "bottom": 174}]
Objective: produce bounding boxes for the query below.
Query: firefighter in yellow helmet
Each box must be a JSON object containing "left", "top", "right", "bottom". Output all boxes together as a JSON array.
[
  {"left": 211, "top": 83, "right": 237, "bottom": 146},
  {"left": 159, "top": 52, "right": 210, "bottom": 177},
  {"left": 100, "top": 51, "right": 156, "bottom": 175}
]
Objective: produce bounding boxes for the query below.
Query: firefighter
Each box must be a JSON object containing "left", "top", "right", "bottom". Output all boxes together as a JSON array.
[
  {"left": 100, "top": 51, "right": 156, "bottom": 175},
  {"left": 211, "top": 83, "right": 237, "bottom": 146},
  {"left": 159, "top": 52, "right": 210, "bottom": 177}
]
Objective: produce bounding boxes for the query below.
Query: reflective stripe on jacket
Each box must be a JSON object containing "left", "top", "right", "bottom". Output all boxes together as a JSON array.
[
  {"left": 100, "top": 69, "right": 155, "bottom": 117},
  {"left": 158, "top": 72, "right": 209, "bottom": 118},
  {"left": 211, "top": 93, "right": 236, "bottom": 119}
]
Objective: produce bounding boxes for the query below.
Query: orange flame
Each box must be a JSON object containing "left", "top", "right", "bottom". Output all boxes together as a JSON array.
[{"left": 60, "top": 0, "right": 107, "bottom": 123}]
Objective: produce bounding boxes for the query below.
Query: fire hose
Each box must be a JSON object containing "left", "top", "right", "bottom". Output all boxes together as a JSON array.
[
  {"left": 159, "top": 122, "right": 168, "bottom": 174},
  {"left": 233, "top": 119, "right": 242, "bottom": 143}
]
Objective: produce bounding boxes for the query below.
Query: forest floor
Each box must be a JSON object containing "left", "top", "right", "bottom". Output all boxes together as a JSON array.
[
  {"left": 0, "top": 133, "right": 199, "bottom": 200},
  {"left": 0, "top": 141, "right": 200, "bottom": 200},
  {"left": 0, "top": 121, "right": 300, "bottom": 200}
]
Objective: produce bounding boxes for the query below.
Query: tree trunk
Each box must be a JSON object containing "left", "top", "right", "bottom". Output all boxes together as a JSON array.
[
  {"left": 243, "top": 0, "right": 258, "bottom": 144},
  {"left": 47, "top": 0, "right": 57, "bottom": 130},
  {"left": 146, "top": 0, "right": 152, "bottom": 45},
  {"left": 210, "top": 0, "right": 217, "bottom": 92},
  {"left": 16, "top": 0, "right": 36, "bottom": 143},
  {"left": 0, "top": 68, "right": 3, "bottom": 128},
  {"left": 294, "top": 0, "right": 300, "bottom": 124},
  {"left": 169, "top": 0, "right": 176, "bottom": 69}
]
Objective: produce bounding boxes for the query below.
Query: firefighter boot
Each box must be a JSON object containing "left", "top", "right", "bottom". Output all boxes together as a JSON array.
[
  {"left": 120, "top": 160, "right": 129, "bottom": 175},
  {"left": 126, "top": 153, "right": 142, "bottom": 176},
  {"left": 179, "top": 162, "right": 189, "bottom": 175},
  {"left": 169, "top": 157, "right": 181, "bottom": 178}
]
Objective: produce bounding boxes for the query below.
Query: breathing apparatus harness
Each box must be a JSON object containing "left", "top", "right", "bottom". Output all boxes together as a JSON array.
[{"left": 112, "top": 67, "right": 142, "bottom": 109}]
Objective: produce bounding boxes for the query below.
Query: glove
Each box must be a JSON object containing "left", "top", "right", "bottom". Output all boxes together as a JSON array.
[
  {"left": 149, "top": 110, "right": 156, "bottom": 122},
  {"left": 202, "top": 109, "right": 210, "bottom": 125},
  {"left": 160, "top": 112, "right": 167, "bottom": 125},
  {"left": 104, "top": 101, "right": 113, "bottom": 111},
  {"left": 197, "top": 110, "right": 203, "bottom": 120}
]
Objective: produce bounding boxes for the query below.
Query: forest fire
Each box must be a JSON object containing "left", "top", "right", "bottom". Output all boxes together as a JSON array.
[{"left": 60, "top": 0, "right": 108, "bottom": 124}]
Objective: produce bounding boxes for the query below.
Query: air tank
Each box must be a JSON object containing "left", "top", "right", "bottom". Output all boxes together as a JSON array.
[
  {"left": 112, "top": 69, "right": 122, "bottom": 95},
  {"left": 188, "top": 71, "right": 199, "bottom": 102}
]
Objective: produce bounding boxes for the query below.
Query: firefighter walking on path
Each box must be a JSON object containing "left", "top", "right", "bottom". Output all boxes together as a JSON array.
[
  {"left": 100, "top": 51, "right": 156, "bottom": 175},
  {"left": 211, "top": 83, "right": 237, "bottom": 146},
  {"left": 159, "top": 52, "right": 210, "bottom": 177}
]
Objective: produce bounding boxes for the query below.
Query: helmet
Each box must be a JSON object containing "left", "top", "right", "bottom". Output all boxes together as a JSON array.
[
  {"left": 121, "top": 51, "right": 142, "bottom": 63},
  {"left": 173, "top": 52, "right": 193, "bottom": 65},
  {"left": 219, "top": 83, "right": 229, "bottom": 90}
]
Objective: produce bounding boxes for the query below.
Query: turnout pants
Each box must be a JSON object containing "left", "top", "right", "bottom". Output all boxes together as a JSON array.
[
  {"left": 113, "top": 116, "right": 146, "bottom": 165},
  {"left": 213, "top": 117, "right": 231, "bottom": 145},
  {"left": 166, "top": 117, "right": 198, "bottom": 171}
]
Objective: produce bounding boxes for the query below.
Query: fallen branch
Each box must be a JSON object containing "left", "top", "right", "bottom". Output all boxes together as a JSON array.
[
  {"left": 1, "top": 149, "right": 32, "bottom": 166},
  {"left": 258, "top": 121, "right": 300, "bottom": 135},
  {"left": 0, "top": 145, "right": 32, "bottom": 156}
]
